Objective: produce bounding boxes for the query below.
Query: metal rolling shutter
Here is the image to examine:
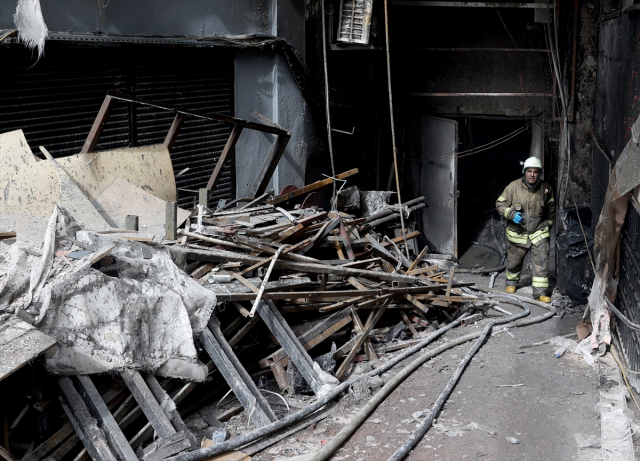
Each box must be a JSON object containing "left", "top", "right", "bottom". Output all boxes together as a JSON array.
[{"left": 0, "top": 45, "right": 234, "bottom": 208}]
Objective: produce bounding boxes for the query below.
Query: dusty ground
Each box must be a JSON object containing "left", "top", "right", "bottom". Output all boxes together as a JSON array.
[{"left": 249, "top": 272, "right": 606, "bottom": 461}]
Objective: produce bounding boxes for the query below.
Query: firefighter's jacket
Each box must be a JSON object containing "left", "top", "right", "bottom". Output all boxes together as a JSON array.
[{"left": 496, "top": 178, "right": 555, "bottom": 246}]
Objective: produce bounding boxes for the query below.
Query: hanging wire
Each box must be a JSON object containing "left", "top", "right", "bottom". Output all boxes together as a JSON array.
[
  {"left": 404, "top": 122, "right": 532, "bottom": 162},
  {"left": 321, "top": 0, "right": 337, "bottom": 200},
  {"left": 383, "top": 0, "right": 410, "bottom": 260}
]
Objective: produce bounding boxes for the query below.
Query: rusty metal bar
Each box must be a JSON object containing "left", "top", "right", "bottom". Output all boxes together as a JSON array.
[
  {"left": 163, "top": 113, "right": 187, "bottom": 152},
  {"left": 249, "top": 133, "right": 291, "bottom": 197},
  {"left": 206, "top": 125, "right": 244, "bottom": 191},
  {"left": 81, "top": 95, "right": 114, "bottom": 154},
  {"left": 106, "top": 91, "right": 288, "bottom": 136}
]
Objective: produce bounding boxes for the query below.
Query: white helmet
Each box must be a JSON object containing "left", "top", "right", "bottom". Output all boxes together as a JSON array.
[{"left": 522, "top": 157, "right": 542, "bottom": 173}]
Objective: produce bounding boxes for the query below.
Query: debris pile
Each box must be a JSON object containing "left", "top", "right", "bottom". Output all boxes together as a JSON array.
[{"left": 0, "top": 94, "right": 491, "bottom": 461}]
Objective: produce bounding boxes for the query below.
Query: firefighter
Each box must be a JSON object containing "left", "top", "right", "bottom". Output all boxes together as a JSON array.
[{"left": 496, "top": 157, "right": 555, "bottom": 303}]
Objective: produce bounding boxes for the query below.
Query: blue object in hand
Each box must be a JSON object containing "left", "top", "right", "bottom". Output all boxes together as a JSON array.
[{"left": 513, "top": 212, "right": 523, "bottom": 224}]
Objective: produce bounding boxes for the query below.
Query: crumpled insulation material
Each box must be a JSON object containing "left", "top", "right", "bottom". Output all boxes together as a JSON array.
[
  {"left": 14, "top": 0, "right": 48, "bottom": 58},
  {"left": 359, "top": 190, "right": 409, "bottom": 218},
  {"left": 0, "top": 211, "right": 216, "bottom": 382}
]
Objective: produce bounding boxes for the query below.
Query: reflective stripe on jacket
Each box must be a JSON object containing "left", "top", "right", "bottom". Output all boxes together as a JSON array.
[{"left": 496, "top": 178, "right": 555, "bottom": 246}]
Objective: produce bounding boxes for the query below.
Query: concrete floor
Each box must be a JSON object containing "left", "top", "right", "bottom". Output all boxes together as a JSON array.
[{"left": 250, "top": 272, "right": 629, "bottom": 461}]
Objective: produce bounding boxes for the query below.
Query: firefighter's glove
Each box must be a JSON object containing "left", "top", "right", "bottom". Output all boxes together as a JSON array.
[{"left": 513, "top": 212, "right": 523, "bottom": 224}]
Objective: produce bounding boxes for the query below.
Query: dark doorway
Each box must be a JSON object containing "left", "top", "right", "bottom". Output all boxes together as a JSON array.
[{"left": 456, "top": 117, "right": 533, "bottom": 266}]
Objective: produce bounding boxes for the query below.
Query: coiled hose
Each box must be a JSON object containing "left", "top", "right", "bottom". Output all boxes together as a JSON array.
[{"left": 309, "top": 293, "right": 555, "bottom": 461}]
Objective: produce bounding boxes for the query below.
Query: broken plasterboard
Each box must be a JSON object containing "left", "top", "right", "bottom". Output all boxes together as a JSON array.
[
  {"left": 92, "top": 177, "right": 189, "bottom": 241},
  {"left": 40, "top": 147, "right": 111, "bottom": 232},
  {"left": 56, "top": 144, "right": 178, "bottom": 202},
  {"left": 0, "top": 143, "right": 176, "bottom": 221},
  {"left": 0, "top": 129, "right": 36, "bottom": 169}
]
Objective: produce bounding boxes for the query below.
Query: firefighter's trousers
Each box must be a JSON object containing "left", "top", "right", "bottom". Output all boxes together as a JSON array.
[{"left": 505, "top": 238, "right": 549, "bottom": 298}]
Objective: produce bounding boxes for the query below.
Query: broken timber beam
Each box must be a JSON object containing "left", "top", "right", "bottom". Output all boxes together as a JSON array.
[
  {"left": 181, "top": 247, "right": 420, "bottom": 283},
  {"left": 213, "top": 283, "right": 472, "bottom": 302},
  {"left": 120, "top": 369, "right": 175, "bottom": 439},
  {"left": 259, "top": 308, "right": 353, "bottom": 369},
  {"left": 57, "top": 377, "right": 118, "bottom": 461},
  {"left": 201, "top": 316, "right": 278, "bottom": 427},
  {"left": 142, "top": 374, "right": 197, "bottom": 448},
  {"left": 335, "top": 298, "right": 391, "bottom": 379},
  {"left": 256, "top": 300, "right": 327, "bottom": 395},
  {"left": 269, "top": 169, "right": 359, "bottom": 205},
  {"left": 74, "top": 376, "right": 138, "bottom": 461}
]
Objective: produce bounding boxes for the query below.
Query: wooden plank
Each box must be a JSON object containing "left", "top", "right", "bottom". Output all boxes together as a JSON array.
[
  {"left": 57, "top": 378, "right": 118, "bottom": 461},
  {"left": 142, "top": 374, "right": 197, "bottom": 448},
  {"left": 259, "top": 308, "right": 353, "bottom": 367},
  {"left": 163, "top": 113, "right": 186, "bottom": 152},
  {"left": 399, "top": 310, "right": 419, "bottom": 336},
  {"left": 403, "top": 293, "right": 429, "bottom": 314},
  {"left": 191, "top": 263, "right": 216, "bottom": 280},
  {"left": 165, "top": 201, "right": 178, "bottom": 240},
  {"left": 75, "top": 376, "right": 138, "bottom": 461},
  {"left": 270, "top": 169, "right": 359, "bottom": 205},
  {"left": 380, "top": 231, "right": 421, "bottom": 247},
  {"left": 336, "top": 299, "right": 391, "bottom": 379},
  {"left": 120, "top": 369, "right": 175, "bottom": 439},
  {"left": 446, "top": 266, "right": 456, "bottom": 297},
  {"left": 339, "top": 224, "right": 355, "bottom": 259},
  {"left": 48, "top": 389, "right": 132, "bottom": 461},
  {"left": 207, "top": 125, "right": 244, "bottom": 191},
  {"left": 214, "top": 283, "right": 470, "bottom": 302},
  {"left": 256, "top": 300, "right": 324, "bottom": 395},
  {"left": 0, "top": 320, "right": 57, "bottom": 382},
  {"left": 21, "top": 424, "right": 75, "bottom": 461},
  {"left": 203, "top": 318, "right": 277, "bottom": 425},
  {"left": 250, "top": 133, "right": 291, "bottom": 197},
  {"left": 407, "top": 245, "right": 430, "bottom": 272},
  {"left": 350, "top": 308, "right": 376, "bottom": 361},
  {"left": 81, "top": 95, "right": 114, "bottom": 154},
  {"left": 406, "top": 265, "right": 439, "bottom": 276},
  {"left": 182, "top": 246, "right": 420, "bottom": 283},
  {"left": 270, "top": 361, "right": 289, "bottom": 391},
  {"left": 142, "top": 432, "right": 190, "bottom": 461}
]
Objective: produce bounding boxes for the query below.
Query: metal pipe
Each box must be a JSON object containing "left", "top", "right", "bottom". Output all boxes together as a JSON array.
[{"left": 248, "top": 245, "right": 286, "bottom": 317}]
